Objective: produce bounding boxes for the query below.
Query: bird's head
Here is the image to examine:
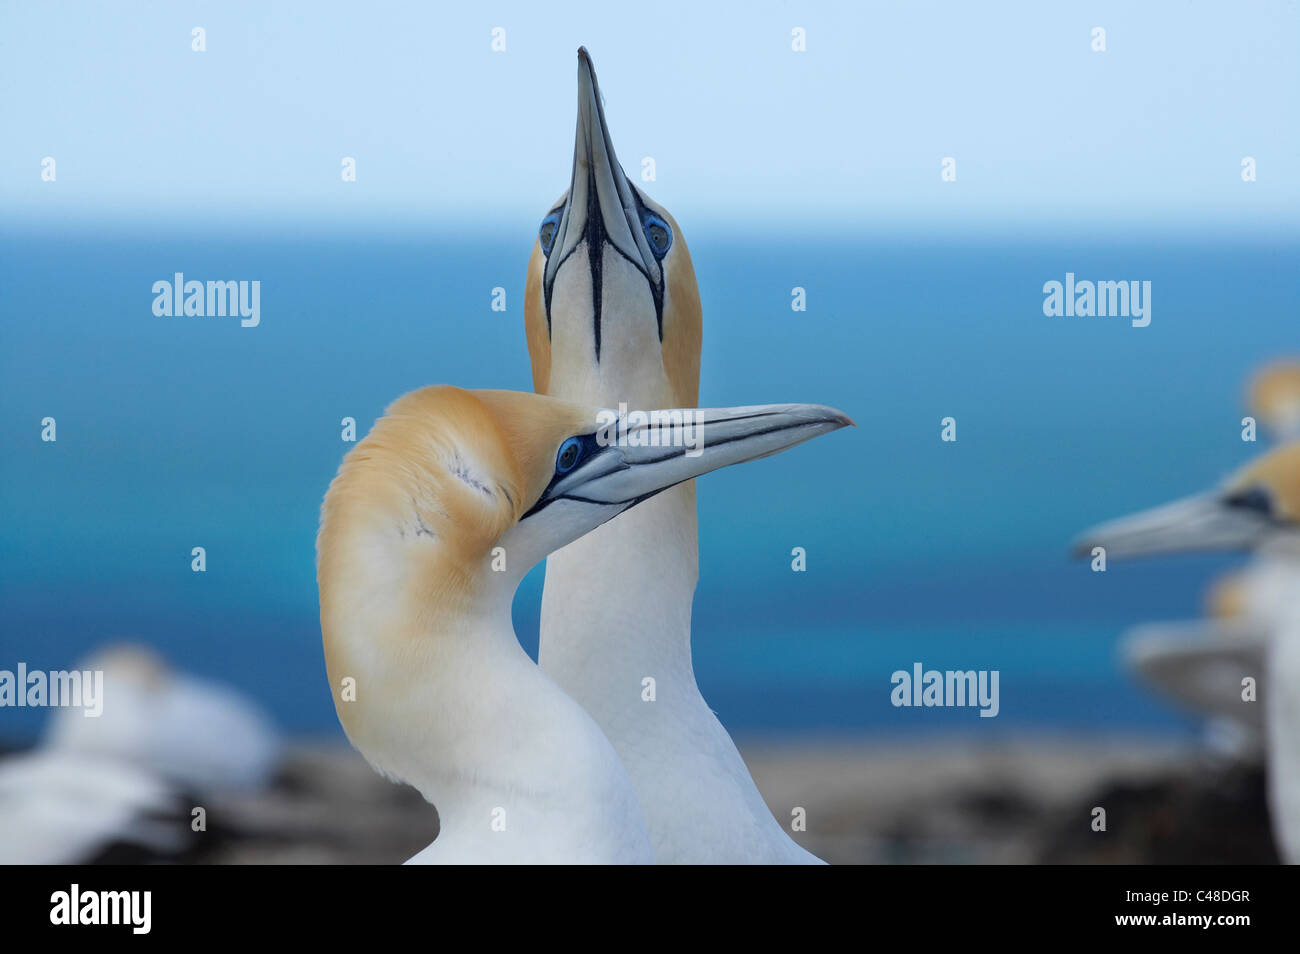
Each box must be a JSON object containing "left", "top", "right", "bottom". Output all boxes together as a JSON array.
[
  {"left": 525, "top": 47, "right": 701, "bottom": 409},
  {"left": 317, "top": 386, "right": 851, "bottom": 762},
  {"left": 1071, "top": 442, "right": 1300, "bottom": 559},
  {"left": 1248, "top": 360, "right": 1300, "bottom": 441}
]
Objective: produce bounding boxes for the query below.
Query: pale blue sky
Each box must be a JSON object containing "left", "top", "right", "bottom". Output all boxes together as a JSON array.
[{"left": 2, "top": 0, "right": 1296, "bottom": 235}]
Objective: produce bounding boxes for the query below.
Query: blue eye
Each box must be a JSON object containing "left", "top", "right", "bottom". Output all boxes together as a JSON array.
[
  {"left": 555, "top": 437, "right": 583, "bottom": 474},
  {"left": 539, "top": 212, "right": 561, "bottom": 255},
  {"left": 642, "top": 212, "right": 672, "bottom": 258}
]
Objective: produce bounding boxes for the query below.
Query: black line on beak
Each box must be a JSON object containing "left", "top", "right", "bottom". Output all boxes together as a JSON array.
[
  {"left": 628, "top": 178, "right": 666, "bottom": 341},
  {"left": 585, "top": 165, "right": 605, "bottom": 361}
]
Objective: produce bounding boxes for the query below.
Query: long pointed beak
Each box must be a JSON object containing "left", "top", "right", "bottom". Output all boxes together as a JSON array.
[
  {"left": 544, "top": 47, "right": 658, "bottom": 289},
  {"left": 1070, "top": 493, "right": 1272, "bottom": 559},
  {"left": 1122, "top": 620, "right": 1268, "bottom": 726},
  {"left": 532, "top": 404, "right": 854, "bottom": 516}
]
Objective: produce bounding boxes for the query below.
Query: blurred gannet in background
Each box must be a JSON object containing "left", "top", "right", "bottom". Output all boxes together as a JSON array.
[
  {"left": 1120, "top": 571, "right": 1267, "bottom": 757},
  {"left": 317, "top": 386, "right": 850, "bottom": 863},
  {"left": 1249, "top": 360, "right": 1300, "bottom": 441},
  {"left": 48, "top": 645, "right": 279, "bottom": 792},
  {"left": 0, "top": 751, "right": 181, "bottom": 864},
  {"left": 525, "top": 49, "right": 825, "bottom": 863},
  {"left": 1107, "top": 361, "right": 1300, "bottom": 752},
  {"left": 1074, "top": 442, "right": 1300, "bottom": 862},
  {"left": 0, "top": 644, "right": 280, "bottom": 863}
]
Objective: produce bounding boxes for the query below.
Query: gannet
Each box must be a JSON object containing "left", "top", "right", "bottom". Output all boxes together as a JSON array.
[
  {"left": 0, "top": 752, "right": 183, "bottom": 864},
  {"left": 1120, "top": 572, "right": 1267, "bottom": 756},
  {"left": 1109, "top": 361, "right": 1300, "bottom": 753},
  {"left": 1249, "top": 360, "right": 1300, "bottom": 441},
  {"left": 1073, "top": 442, "right": 1300, "bottom": 863},
  {"left": 524, "top": 48, "right": 826, "bottom": 863},
  {"left": 316, "top": 385, "right": 851, "bottom": 863},
  {"left": 0, "top": 644, "right": 276, "bottom": 863},
  {"left": 46, "top": 645, "right": 279, "bottom": 792}
]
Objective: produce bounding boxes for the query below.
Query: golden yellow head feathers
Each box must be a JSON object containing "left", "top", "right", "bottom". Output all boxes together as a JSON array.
[
  {"left": 316, "top": 386, "right": 592, "bottom": 653},
  {"left": 318, "top": 387, "right": 591, "bottom": 574},
  {"left": 1205, "top": 571, "right": 1248, "bottom": 621},
  {"left": 1248, "top": 361, "right": 1300, "bottom": 439},
  {"left": 658, "top": 212, "right": 703, "bottom": 408},
  {"left": 524, "top": 200, "right": 701, "bottom": 408},
  {"left": 523, "top": 238, "right": 553, "bottom": 392},
  {"left": 316, "top": 384, "right": 853, "bottom": 770},
  {"left": 1223, "top": 441, "right": 1300, "bottom": 522},
  {"left": 523, "top": 49, "right": 702, "bottom": 409},
  {"left": 316, "top": 386, "right": 593, "bottom": 752}
]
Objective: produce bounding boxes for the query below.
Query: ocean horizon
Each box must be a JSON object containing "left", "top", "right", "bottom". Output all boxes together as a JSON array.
[{"left": 2, "top": 227, "right": 1294, "bottom": 741}]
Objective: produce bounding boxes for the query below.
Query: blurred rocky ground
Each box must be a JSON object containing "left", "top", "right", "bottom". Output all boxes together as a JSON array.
[
  {"left": 743, "top": 738, "right": 1277, "bottom": 864},
  {"left": 1, "top": 737, "right": 1276, "bottom": 864}
]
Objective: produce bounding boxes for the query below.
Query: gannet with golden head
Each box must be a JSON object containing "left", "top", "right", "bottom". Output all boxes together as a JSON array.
[
  {"left": 524, "top": 48, "right": 826, "bottom": 863},
  {"left": 1109, "top": 362, "right": 1300, "bottom": 752},
  {"left": 1250, "top": 361, "right": 1300, "bottom": 441},
  {"left": 317, "top": 385, "right": 850, "bottom": 863},
  {"left": 1074, "top": 442, "right": 1300, "bottom": 862},
  {"left": 1072, "top": 444, "right": 1300, "bottom": 560}
]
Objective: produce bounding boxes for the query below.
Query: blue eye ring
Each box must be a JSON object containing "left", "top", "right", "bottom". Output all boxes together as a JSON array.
[
  {"left": 642, "top": 212, "right": 672, "bottom": 258},
  {"left": 555, "top": 436, "right": 583, "bottom": 474},
  {"left": 539, "top": 211, "right": 562, "bottom": 256}
]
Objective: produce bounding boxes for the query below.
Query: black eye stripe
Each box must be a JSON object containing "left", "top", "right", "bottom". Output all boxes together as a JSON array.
[
  {"left": 538, "top": 181, "right": 668, "bottom": 352},
  {"left": 627, "top": 180, "right": 667, "bottom": 339},
  {"left": 521, "top": 433, "right": 606, "bottom": 519},
  {"left": 1224, "top": 485, "right": 1274, "bottom": 516}
]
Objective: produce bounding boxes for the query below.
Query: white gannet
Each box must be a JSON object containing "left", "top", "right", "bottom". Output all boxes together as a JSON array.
[
  {"left": 1120, "top": 572, "right": 1268, "bottom": 757},
  {"left": 46, "top": 644, "right": 280, "bottom": 793},
  {"left": 0, "top": 751, "right": 183, "bottom": 864},
  {"left": 524, "top": 48, "right": 825, "bottom": 863},
  {"left": 1074, "top": 442, "right": 1300, "bottom": 863},
  {"left": 316, "top": 385, "right": 851, "bottom": 863},
  {"left": 0, "top": 644, "right": 277, "bottom": 863}
]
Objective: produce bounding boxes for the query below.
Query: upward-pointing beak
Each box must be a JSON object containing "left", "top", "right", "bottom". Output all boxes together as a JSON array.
[
  {"left": 544, "top": 47, "right": 659, "bottom": 290},
  {"left": 528, "top": 404, "right": 855, "bottom": 518}
]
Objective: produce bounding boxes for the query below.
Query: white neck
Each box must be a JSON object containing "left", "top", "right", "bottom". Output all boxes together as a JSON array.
[
  {"left": 537, "top": 373, "right": 821, "bottom": 863},
  {"left": 1238, "top": 548, "right": 1300, "bottom": 864},
  {"left": 1266, "top": 628, "right": 1300, "bottom": 864},
  {"left": 338, "top": 564, "right": 652, "bottom": 864}
]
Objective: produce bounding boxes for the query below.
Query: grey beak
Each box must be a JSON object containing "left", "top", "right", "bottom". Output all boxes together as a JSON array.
[
  {"left": 527, "top": 403, "right": 854, "bottom": 518},
  {"left": 544, "top": 48, "right": 659, "bottom": 292},
  {"left": 1071, "top": 493, "right": 1273, "bottom": 559}
]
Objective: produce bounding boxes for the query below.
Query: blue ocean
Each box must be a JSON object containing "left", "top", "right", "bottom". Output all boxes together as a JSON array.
[{"left": 2, "top": 226, "right": 1295, "bottom": 741}]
